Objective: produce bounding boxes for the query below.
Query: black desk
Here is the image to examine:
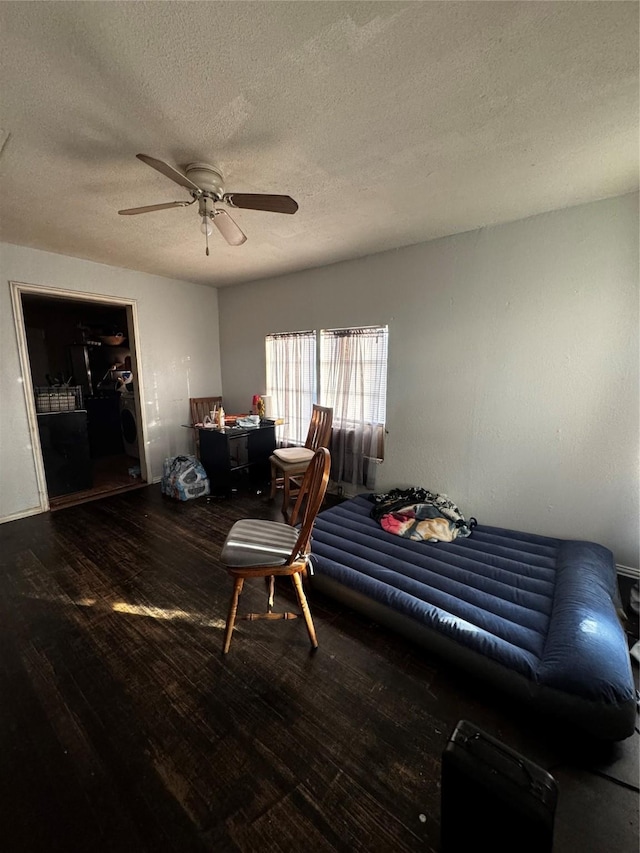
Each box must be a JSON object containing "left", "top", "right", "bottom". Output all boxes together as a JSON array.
[{"left": 198, "top": 422, "right": 276, "bottom": 496}]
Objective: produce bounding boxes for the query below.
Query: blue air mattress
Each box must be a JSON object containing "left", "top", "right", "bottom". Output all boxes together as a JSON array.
[{"left": 311, "top": 495, "right": 636, "bottom": 740}]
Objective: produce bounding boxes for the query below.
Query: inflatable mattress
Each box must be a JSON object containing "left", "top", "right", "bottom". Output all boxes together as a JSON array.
[{"left": 311, "top": 495, "right": 636, "bottom": 740}]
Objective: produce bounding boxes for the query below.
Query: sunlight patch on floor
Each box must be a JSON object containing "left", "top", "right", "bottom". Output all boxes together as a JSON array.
[
  {"left": 21, "top": 592, "right": 225, "bottom": 629},
  {"left": 112, "top": 601, "right": 226, "bottom": 629}
]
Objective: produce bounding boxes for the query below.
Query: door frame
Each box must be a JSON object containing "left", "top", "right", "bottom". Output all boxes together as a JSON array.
[{"left": 10, "top": 280, "right": 149, "bottom": 512}]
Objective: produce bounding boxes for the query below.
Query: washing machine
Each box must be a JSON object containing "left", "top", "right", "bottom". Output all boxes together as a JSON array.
[{"left": 119, "top": 393, "right": 139, "bottom": 458}]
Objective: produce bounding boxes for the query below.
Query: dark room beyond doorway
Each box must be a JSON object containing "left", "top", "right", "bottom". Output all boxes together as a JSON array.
[{"left": 21, "top": 292, "right": 146, "bottom": 509}]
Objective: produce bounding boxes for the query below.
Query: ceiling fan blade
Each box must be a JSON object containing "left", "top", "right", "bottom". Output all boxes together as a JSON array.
[
  {"left": 223, "top": 193, "right": 298, "bottom": 214},
  {"left": 136, "top": 153, "right": 202, "bottom": 192},
  {"left": 118, "top": 201, "right": 192, "bottom": 215},
  {"left": 212, "top": 209, "right": 247, "bottom": 246}
]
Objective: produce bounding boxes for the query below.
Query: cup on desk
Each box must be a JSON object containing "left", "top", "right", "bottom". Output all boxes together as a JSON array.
[{"left": 209, "top": 409, "right": 217, "bottom": 421}]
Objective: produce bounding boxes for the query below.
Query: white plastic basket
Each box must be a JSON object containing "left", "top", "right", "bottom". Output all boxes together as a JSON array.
[{"left": 35, "top": 386, "right": 84, "bottom": 413}]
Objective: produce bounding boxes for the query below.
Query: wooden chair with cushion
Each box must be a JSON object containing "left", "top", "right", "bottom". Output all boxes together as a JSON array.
[
  {"left": 268, "top": 404, "right": 333, "bottom": 519},
  {"left": 220, "top": 447, "right": 331, "bottom": 653},
  {"left": 189, "top": 396, "right": 222, "bottom": 457}
]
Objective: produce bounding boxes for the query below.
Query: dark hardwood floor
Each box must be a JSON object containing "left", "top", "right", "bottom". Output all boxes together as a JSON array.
[
  {"left": 1, "top": 484, "right": 638, "bottom": 852},
  {"left": 49, "top": 453, "right": 145, "bottom": 511}
]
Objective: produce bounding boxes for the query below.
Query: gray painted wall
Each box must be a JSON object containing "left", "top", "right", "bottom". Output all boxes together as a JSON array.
[
  {"left": 218, "top": 193, "right": 639, "bottom": 568},
  {"left": 0, "top": 243, "right": 222, "bottom": 521}
]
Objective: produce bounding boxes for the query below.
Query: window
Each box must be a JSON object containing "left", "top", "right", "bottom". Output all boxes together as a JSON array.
[
  {"left": 320, "top": 326, "right": 388, "bottom": 428},
  {"left": 320, "top": 326, "right": 388, "bottom": 489},
  {"left": 265, "top": 331, "right": 316, "bottom": 445},
  {"left": 266, "top": 325, "right": 388, "bottom": 488}
]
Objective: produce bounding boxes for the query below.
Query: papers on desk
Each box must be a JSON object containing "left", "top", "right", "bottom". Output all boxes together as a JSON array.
[
  {"left": 195, "top": 413, "right": 245, "bottom": 428},
  {"left": 236, "top": 415, "right": 261, "bottom": 428}
]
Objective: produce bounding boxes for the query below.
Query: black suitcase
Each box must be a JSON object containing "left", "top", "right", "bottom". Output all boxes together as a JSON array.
[{"left": 441, "top": 720, "right": 558, "bottom": 852}]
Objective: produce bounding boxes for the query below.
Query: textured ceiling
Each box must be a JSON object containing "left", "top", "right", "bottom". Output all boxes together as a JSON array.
[{"left": 0, "top": 1, "right": 637, "bottom": 287}]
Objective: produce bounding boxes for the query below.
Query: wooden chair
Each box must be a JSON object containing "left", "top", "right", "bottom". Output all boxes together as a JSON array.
[
  {"left": 268, "top": 404, "right": 333, "bottom": 519},
  {"left": 189, "top": 396, "right": 222, "bottom": 457},
  {"left": 220, "top": 447, "right": 331, "bottom": 654}
]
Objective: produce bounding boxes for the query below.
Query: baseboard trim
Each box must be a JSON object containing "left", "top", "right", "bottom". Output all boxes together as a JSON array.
[{"left": 0, "top": 505, "right": 44, "bottom": 524}]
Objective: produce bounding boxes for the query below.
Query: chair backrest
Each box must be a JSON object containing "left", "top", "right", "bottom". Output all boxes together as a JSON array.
[
  {"left": 190, "top": 396, "right": 223, "bottom": 426},
  {"left": 304, "top": 405, "right": 333, "bottom": 451},
  {"left": 288, "top": 447, "right": 331, "bottom": 562}
]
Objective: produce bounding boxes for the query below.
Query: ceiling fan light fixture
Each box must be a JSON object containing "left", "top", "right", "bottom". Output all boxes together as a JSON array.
[{"left": 200, "top": 215, "right": 213, "bottom": 237}]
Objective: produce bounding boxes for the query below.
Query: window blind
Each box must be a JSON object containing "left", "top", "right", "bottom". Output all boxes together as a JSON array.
[
  {"left": 320, "top": 326, "right": 388, "bottom": 427},
  {"left": 265, "top": 331, "right": 316, "bottom": 445}
]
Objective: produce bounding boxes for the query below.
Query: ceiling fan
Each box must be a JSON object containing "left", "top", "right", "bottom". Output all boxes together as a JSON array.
[{"left": 118, "top": 154, "right": 299, "bottom": 255}]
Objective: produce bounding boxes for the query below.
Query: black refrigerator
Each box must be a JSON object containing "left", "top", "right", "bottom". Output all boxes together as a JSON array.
[{"left": 69, "top": 344, "right": 101, "bottom": 397}]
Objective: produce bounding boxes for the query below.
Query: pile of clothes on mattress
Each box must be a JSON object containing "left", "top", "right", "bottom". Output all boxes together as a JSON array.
[{"left": 369, "top": 486, "right": 477, "bottom": 543}]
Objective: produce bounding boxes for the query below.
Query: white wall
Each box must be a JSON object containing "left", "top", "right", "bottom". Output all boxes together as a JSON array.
[
  {"left": 0, "top": 243, "right": 222, "bottom": 521},
  {"left": 219, "top": 193, "right": 639, "bottom": 568}
]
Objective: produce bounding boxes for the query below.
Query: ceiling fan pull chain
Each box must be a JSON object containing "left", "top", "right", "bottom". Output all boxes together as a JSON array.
[{"left": 205, "top": 225, "right": 210, "bottom": 257}]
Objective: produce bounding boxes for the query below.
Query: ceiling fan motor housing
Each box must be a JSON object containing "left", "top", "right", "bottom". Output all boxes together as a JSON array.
[{"left": 185, "top": 163, "right": 224, "bottom": 197}]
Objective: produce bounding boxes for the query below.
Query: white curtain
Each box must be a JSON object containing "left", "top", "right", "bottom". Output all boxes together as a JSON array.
[
  {"left": 266, "top": 331, "right": 316, "bottom": 446},
  {"left": 320, "top": 326, "right": 388, "bottom": 490}
]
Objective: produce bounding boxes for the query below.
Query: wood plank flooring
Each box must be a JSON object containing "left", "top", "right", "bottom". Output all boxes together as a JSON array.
[
  {"left": 49, "top": 453, "right": 145, "bottom": 511},
  {"left": 0, "top": 485, "right": 638, "bottom": 852}
]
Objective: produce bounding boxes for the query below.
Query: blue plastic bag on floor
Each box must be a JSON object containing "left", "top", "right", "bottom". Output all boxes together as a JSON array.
[{"left": 161, "top": 455, "right": 210, "bottom": 501}]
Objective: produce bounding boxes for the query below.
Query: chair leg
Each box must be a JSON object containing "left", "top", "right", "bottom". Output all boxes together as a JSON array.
[
  {"left": 269, "top": 461, "right": 278, "bottom": 500},
  {"left": 265, "top": 575, "right": 275, "bottom": 611},
  {"left": 291, "top": 572, "right": 318, "bottom": 649},
  {"left": 282, "top": 472, "right": 291, "bottom": 518},
  {"left": 223, "top": 577, "right": 244, "bottom": 654}
]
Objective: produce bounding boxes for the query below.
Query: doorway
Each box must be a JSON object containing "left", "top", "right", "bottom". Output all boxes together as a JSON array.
[{"left": 11, "top": 283, "right": 148, "bottom": 511}]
